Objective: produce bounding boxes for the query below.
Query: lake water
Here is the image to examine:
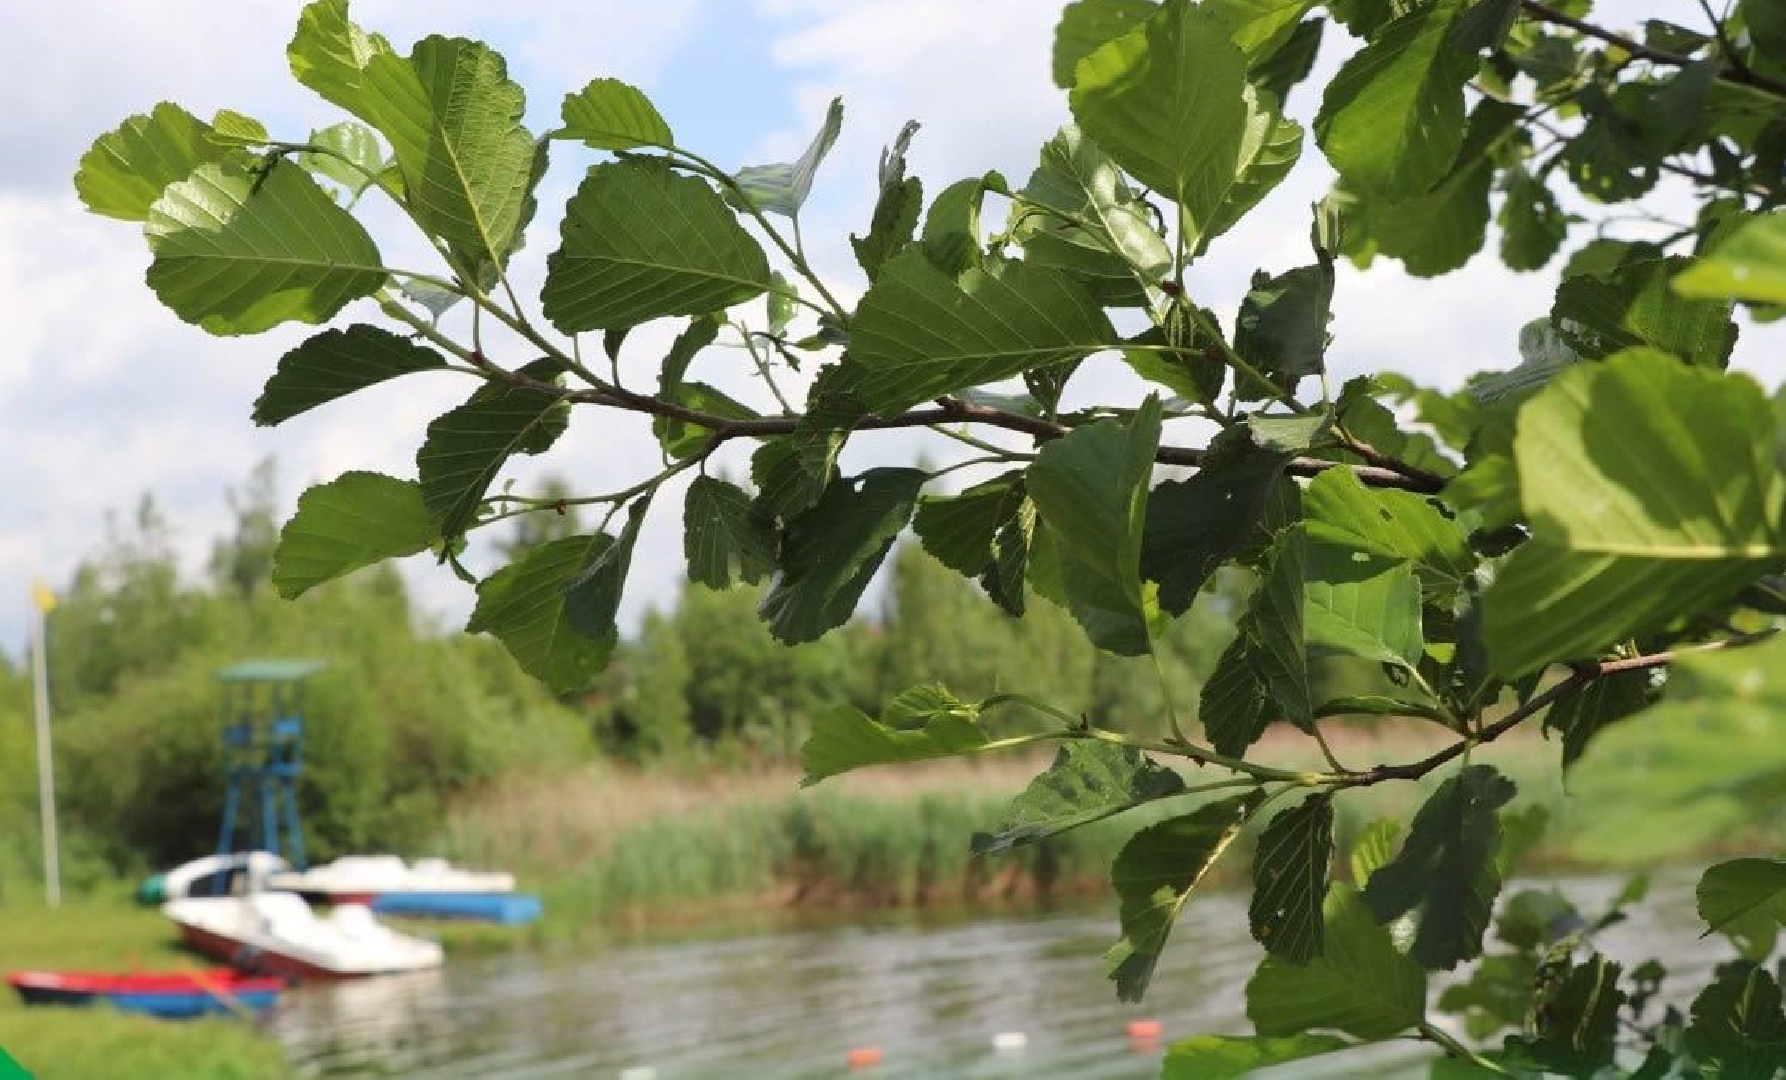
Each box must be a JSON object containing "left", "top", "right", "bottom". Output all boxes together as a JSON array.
[{"left": 269, "top": 871, "right": 1727, "bottom": 1079}]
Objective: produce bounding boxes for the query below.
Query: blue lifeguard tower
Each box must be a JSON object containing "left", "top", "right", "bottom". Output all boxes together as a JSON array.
[{"left": 215, "top": 660, "right": 322, "bottom": 870}]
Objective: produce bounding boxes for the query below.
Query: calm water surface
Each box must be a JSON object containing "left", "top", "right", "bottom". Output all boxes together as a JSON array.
[{"left": 269, "top": 871, "right": 1725, "bottom": 1079}]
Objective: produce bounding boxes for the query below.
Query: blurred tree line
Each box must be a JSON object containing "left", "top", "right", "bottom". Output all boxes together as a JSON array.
[{"left": 0, "top": 463, "right": 1238, "bottom": 893}]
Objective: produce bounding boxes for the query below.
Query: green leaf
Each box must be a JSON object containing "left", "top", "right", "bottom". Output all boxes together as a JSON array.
[
  {"left": 1304, "top": 542, "right": 1423, "bottom": 668},
  {"left": 1070, "top": 2, "right": 1250, "bottom": 245},
  {"left": 801, "top": 692, "right": 987, "bottom": 784},
  {"left": 1303, "top": 468, "right": 1474, "bottom": 603},
  {"left": 1438, "top": 952, "right": 1539, "bottom": 1041},
  {"left": 1315, "top": 0, "right": 1485, "bottom": 197},
  {"left": 1249, "top": 17, "right": 1325, "bottom": 100},
  {"left": 1678, "top": 210, "right": 1786, "bottom": 306},
  {"left": 1143, "top": 440, "right": 1292, "bottom": 615},
  {"left": 1328, "top": 378, "right": 1460, "bottom": 479},
  {"left": 657, "top": 314, "right": 722, "bottom": 394},
  {"left": 1200, "top": 100, "right": 1304, "bottom": 255},
  {"left": 272, "top": 472, "right": 438, "bottom": 599},
  {"left": 733, "top": 96, "right": 842, "bottom": 218},
  {"left": 466, "top": 534, "right": 616, "bottom": 693},
  {"left": 751, "top": 431, "right": 844, "bottom": 521},
  {"left": 1498, "top": 168, "right": 1567, "bottom": 272},
  {"left": 1348, "top": 819, "right": 1401, "bottom": 884},
  {"left": 1027, "top": 398, "right": 1162, "bottom": 655},
  {"left": 1201, "top": 634, "right": 1273, "bottom": 757},
  {"left": 559, "top": 77, "right": 673, "bottom": 150},
  {"left": 760, "top": 468, "right": 925, "bottom": 644},
  {"left": 1340, "top": 99, "right": 1522, "bottom": 277},
  {"left": 286, "top": 0, "right": 396, "bottom": 116},
  {"left": 543, "top": 158, "right": 772, "bottom": 332},
  {"left": 417, "top": 366, "right": 566, "bottom": 541},
  {"left": 972, "top": 741, "right": 1187, "bottom": 855},
  {"left": 355, "top": 36, "right": 540, "bottom": 273},
  {"left": 920, "top": 175, "right": 996, "bottom": 276},
  {"left": 298, "top": 121, "right": 386, "bottom": 196},
  {"left": 1567, "top": 634, "right": 1786, "bottom": 865},
  {"left": 1483, "top": 349, "right": 1786, "bottom": 676},
  {"left": 853, "top": 122, "right": 924, "bottom": 283},
  {"left": 654, "top": 382, "right": 759, "bottom": 459},
  {"left": 1247, "top": 411, "right": 1333, "bottom": 452},
  {"left": 144, "top": 161, "right": 385, "bottom": 335},
  {"left": 1013, "top": 126, "right": 1172, "bottom": 303},
  {"left": 1247, "top": 883, "right": 1428, "bottom": 1040},
  {"left": 1744, "top": 0, "right": 1786, "bottom": 64},
  {"left": 1251, "top": 793, "right": 1335, "bottom": 964},
  {"left": 1700, "top": 860, "right": 1786, "bottom": 944},
  {"left": 846, "top": 251, "right": 1115, "bottom": 413},
  {"left": 982, "top": 500, "right": 1037, "bottom": 618},
  {"left": 1123, "top": 310, "right": 1225, "bottom": 403},
  {"left": 1363, "top": 764, "right": 1515, "bottom": 971},
  {"left": 1053, "top": 0, "right": 1158, "bottom": 87},
  {"left": 913, "top": 472, "right": 1026, "bottom": 578},
  {"left": 1541, "top": 668, "right": 1656, "bottom": 767},
  {"left": 1554, "top": 256, "right": 1738, "bottom": 368},
  {"left": 684, "top": 476, "right": 777, "bottom": 589},
  {"left": 76, "top": 103, "right": 243, "bottom": 222},
  {"left": 253, "top": 325, "right": 447, "bottom": 426},
  {"left": 1506, "top": 954, "right": 1624, "bottom": 1075},
  {"left": 1242, "top": 525, "right": 1313, "bottom": 729},
  {"left": 1207, "top": 0, "right": 1319, "bottom": 62},
  {"left": 563, "top": 495, "right": 648, "bottom": 644},
  {"left": 1235, "top": 262, "right": 1332, "bottom": 397},
  {"left": 1162, "top": 1034, "right": 1350, "bottom": 1080},
  {"left": 1470, "top": 318, "right": 1584, "bottom": 408},
  {"left": 1686, "top": 962, "right": 1786, "bottom": 1079},
  {"left": 1106, "top": 792, "right": 1262, "bottom": 1002},
  {"left": 1560, "top": 91, "right": 1659, "bottom": 203}
]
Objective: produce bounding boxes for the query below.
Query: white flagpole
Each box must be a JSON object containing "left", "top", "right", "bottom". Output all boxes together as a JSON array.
[{"left": 29, "top": 581, "right": 60, "bottom": 908}]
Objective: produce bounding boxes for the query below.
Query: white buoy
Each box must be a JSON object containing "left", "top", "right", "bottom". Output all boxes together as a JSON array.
[{"left": 992, "top": 1031, "right": 1029, "bottom": 1053}]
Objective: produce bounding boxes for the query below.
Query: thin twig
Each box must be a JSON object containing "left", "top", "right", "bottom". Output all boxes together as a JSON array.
[
  {"left": 1519, "top": 0, "right": 1786, "bottom": 99},
  {"left": 1337, "top": 631, "right": 1777, "bottom": 789}
]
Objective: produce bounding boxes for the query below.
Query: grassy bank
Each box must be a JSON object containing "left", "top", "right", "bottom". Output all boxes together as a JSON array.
[
  {"left": 428, "top": 725, "right": 1618, "bottom": 944},
  {"left": 0, "top": 900, "right": 289, "bottom": 1080}
]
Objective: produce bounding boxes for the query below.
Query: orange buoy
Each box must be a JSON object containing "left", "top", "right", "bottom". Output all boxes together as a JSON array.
[
  {"left": 1127, "top": 1019, "right": 1164, "bottom": 1041},
  {"left": 846, "top": 1046, "right": 884, "bottom": 1069}
]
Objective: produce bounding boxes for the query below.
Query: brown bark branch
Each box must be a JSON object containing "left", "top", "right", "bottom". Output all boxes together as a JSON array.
[
  {"left": 1519, "top": 0, "right": 1786, "bottom": 100},
  {"left": 556, "top": 383, "right": 1448, "bottom": 493},
  {"left": 1337, "top": 631, "right": 1777, "bottom": 788}
]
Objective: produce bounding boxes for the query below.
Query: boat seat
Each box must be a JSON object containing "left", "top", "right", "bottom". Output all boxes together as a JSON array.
[{"left": 329, "top": 903, "right": 382, "bottom": 939}]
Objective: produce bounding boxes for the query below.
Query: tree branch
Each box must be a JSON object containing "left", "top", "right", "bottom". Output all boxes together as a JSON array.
[
  {"left": 1519, "top": 0, "right": 1786, "bottom": 100},
  {"left": 453, "top": 354, "right": 1449, "bottom": 492},
  {"left": 1338, "top": 631, "right": 1778, "bottom": 788},
  {"left": 572, "top": 385, "right": 1446, "bottom": 491}
]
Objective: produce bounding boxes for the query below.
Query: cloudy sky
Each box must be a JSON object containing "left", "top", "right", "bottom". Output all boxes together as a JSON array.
[{"left": 0, "top": 0, "right": 1760, "bottom": 661}]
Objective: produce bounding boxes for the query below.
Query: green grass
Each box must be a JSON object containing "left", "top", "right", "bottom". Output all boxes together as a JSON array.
[
  {"left": 431, "top": 729, "right": 1620, "bottom": 944},
  {"left": 0, "top": 899, "right": 290, "bottom": 1080}
]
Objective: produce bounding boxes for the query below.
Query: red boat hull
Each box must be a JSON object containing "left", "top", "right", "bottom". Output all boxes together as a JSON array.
[
  {"left": 175, "top": 923, "right": 354, "bottom": 980},
  {"left": 6, "top": 969, "right": 285, "bottom": 1018}
]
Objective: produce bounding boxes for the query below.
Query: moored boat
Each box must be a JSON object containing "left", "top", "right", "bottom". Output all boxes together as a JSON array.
[
  {"left": 266, "top": 856, "right": 515, "bottom": 906},
  {"left": 370, "top": 891, "right": 543, "bottom": 925},
  {"left": 163, "top": 893, "right": 443, "bottom": 978},
  {"left": 137, "top": 850, "right": 289, "bottom": 904},
  {"left": 6, "top": 969, "right": 285, "bottom": 1019}
]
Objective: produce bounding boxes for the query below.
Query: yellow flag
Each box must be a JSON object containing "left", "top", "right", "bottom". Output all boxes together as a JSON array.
[{"left": 30, "top": 579, "right": 55, "bottom": 614}]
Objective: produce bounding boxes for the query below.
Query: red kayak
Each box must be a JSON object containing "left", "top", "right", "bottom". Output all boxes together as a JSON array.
[{"left": 6, "top": 969, "right": 285, "bottom": 1019}]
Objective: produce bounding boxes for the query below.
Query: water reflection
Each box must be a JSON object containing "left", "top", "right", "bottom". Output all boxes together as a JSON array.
[{"left": 268, "top": 871, "right": 1729, "bottom": 1079}]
